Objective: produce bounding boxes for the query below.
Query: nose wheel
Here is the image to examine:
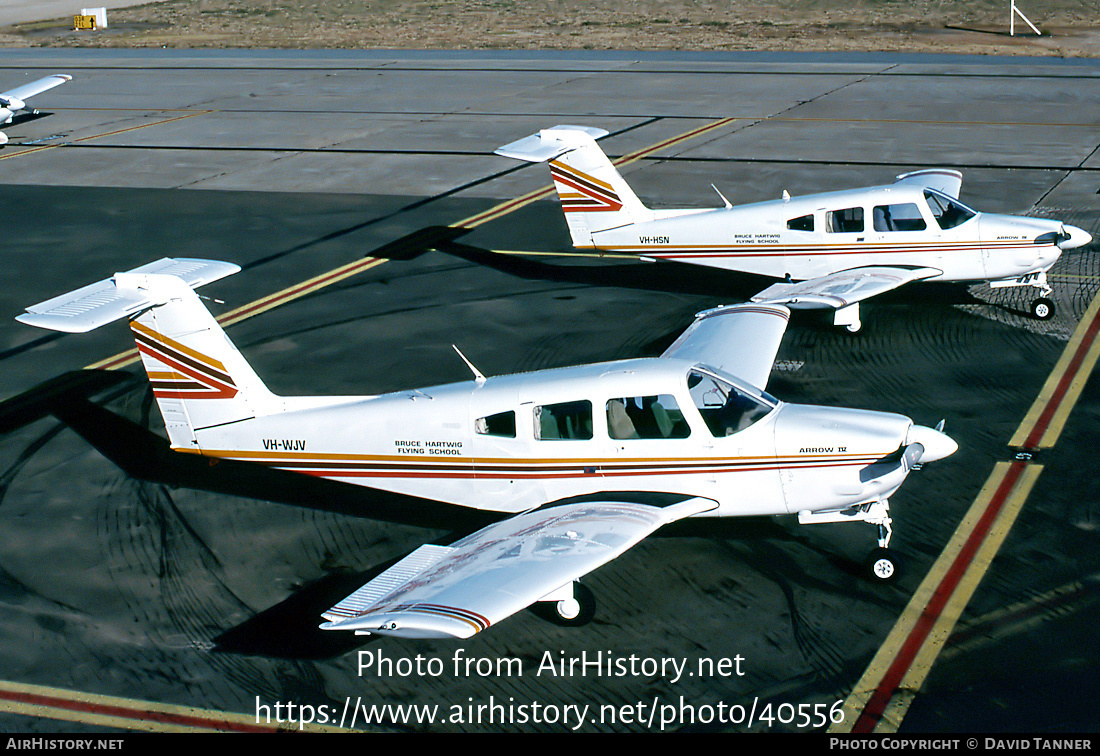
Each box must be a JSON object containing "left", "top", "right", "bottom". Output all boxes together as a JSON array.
[
  {"left": 1030, "top": 297, "right": 1055, "bottom": 320},
  {"left": 865, "top": 508, "right": 899, "bottom": 582},
  {"left": 865, "top": 548, "right": 900, "bottom": 582}
]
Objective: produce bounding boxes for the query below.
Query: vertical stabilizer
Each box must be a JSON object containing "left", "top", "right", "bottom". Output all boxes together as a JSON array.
[
  {"left": 16, "top": 258, "right": 280, "bottom": 450},
  {"left": 496, "top": 126, "right": 652, "bottom": 245},
  {"left": 126, "top": 274, "right": 279, "bottom": 447}
]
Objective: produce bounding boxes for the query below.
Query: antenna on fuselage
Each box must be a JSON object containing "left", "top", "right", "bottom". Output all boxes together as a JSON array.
[
  {"left": 452, "top": 344, "right": 486, "bottom": 382},
  {"left": 711, "top": 184, "right": 733, "bottom": 209}
]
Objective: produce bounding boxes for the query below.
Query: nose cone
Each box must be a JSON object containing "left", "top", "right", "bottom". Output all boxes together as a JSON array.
[
  {"left": 1059, "top": 225, "right": 1093, "bottom": 250},
  {"left": 906, "top": 424, "right": 958, "bottom": 463}
]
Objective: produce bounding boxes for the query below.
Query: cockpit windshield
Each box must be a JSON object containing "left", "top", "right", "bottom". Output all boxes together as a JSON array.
[
  {"left": 687, "top": 367, "right": 776, "bottom": 437},
  {"left": 924, "top": 189, "right": 976, "bottom": 230}
]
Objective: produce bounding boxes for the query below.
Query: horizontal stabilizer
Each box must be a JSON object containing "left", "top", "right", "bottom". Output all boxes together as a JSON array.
[
  {"left": 17, "top": 257, "right": 240, "bottom": 333},
  {"left": 893, "top": 169, "right": 963, "bottom": 199},
  {"left": 661, "top": 303, "right": 790, "bottom": 390},
  {"left": 320, "top": 496, "right": 717, "bottom": 639},
  {"left": 752, "top": 266, "right": 941, "bottom": 310},
  {"left": 495, "top": 125, "right": 609, "bottom": 163}
]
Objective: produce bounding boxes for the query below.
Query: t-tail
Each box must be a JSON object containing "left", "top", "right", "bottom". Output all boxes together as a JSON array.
[
  {"left": 16, "top": 258, "right": 281, "bottom": 450},
  {"left": 495, "top": 125, "right": 653, "bottom": 247}
]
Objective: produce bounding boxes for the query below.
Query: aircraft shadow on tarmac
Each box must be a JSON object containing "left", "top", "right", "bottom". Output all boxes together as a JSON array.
[{"left": 417, "top": 228, "right": 1014, "bottom": 321}]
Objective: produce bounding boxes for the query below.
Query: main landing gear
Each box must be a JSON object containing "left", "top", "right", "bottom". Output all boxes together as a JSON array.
[{"left": 532, "top": 581, "right": 596, "bottom": 627}]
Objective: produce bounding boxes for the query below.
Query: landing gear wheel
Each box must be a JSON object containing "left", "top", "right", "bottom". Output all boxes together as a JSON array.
[
  {"left": 1030, "top": 297, "right": 1055, "bottom": 321},
  {"left": 531, "top": 583, "right": 596, "bottom": 627},
  {"left": 866, "top": 548, "right": 900, "bottom": 583}
]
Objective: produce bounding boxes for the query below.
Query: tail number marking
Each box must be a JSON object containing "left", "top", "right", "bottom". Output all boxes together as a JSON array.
[{"left": 263, "top": 439, "right": 307, "bottom": 451}]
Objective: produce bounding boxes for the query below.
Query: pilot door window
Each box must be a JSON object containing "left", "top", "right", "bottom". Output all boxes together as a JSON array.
[
  {"left": 534, "top": 401, "right": 593, "bottom": 440},
  {"left": 606, "top": 395, "right": 692, "bottom": 440},
  {"left": 687, "top": 371, "right": 771, "bottom": 438},
  {"left": 826, "top": 207, "right": 864, "bottom": 233},
  {"left": 924, "top": 190, "right": 976, "bottom": 230}
]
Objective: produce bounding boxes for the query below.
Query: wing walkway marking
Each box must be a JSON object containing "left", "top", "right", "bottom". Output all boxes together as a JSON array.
[
  {"left": 86, "top": 117, "right": 739, "bottom": 372},
  {"left": 832, "top": 289, "right": 1100, "bottom": 733},
  {"left": 10, "top": 117, "right": 739, "bottom": 731}
]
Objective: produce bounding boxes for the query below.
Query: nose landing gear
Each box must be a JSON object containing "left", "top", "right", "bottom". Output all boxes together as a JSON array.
[
  {"left": 1030, "top": 297, "right": 1055, "bottom": 321},
  {"left": 798, "top": 499, "right": 901, "bottom": 582}
]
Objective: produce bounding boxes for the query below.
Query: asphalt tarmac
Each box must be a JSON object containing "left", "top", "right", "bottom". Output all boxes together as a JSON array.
[{"left": 0, "top": 49, "right": 1096, "bottom": 734}]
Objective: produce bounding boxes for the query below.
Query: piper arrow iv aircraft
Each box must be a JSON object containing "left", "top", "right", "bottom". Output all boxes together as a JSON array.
[
  {"left": 17, "top": 258, "right": 957, "bottom": 640},
  {"left": 496, "top": 126, "right": 1092, "bottom": 332},
  {"left": 0, "top": 74, "right": 71, "bottom": 145}
]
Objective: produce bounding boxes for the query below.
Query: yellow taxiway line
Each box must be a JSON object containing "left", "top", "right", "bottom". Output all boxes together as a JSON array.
[
  {"left": 832, "top": 288, "right": 1100, "bottom": 733},
  {"left": 0, "top": 679, "right": 344, "bottom": 733},
  {"left": 0, "top": 110, "right": 213, "bottom": 163}
]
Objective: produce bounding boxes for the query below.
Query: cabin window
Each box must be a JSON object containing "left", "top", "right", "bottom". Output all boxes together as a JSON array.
[
  {"left": 924, "top": 190, "right": 975, "bottom": 230},
  {"left": 873, "top": 203, "right": 927, "bottom": 232},
  {"left": 606, "top": 395, "right": 691, "bottom": 440},
  {"left": 687, "top": 370, "right": 772, "bottom": 438},
  {"left": 534, "top": 400, "right": 592, "bottom": 440},
  {"left": 786, "top": 214, "right": 814, "bottom": 232},
  {"left": 475, "top": 411, "right": 516, "bottom": 438},
  {"left": 826, "top": 207, "right": 864, "bottom": 233}
]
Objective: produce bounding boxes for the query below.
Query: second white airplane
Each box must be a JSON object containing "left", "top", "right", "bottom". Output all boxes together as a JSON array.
[{"left": 497, "top": 126, "right": 1092, "bottom": 332}]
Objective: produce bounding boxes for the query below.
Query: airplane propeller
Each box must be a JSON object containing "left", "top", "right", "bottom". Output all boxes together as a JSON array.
[{"left": 904, "top": 422, "right": 958, "bottom": 470}]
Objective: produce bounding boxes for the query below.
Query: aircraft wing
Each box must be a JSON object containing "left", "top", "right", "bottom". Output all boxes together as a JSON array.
[
  {"left": 0, "top": 74, "right": 71, "bottom": 105},
  {"left": 660, "top": 303, "right": 790, "bottom": 390},
  {"left": 893, "top": 169, "right": 962, "bottom": 199},
  {"left": 751, "top": 266, "right": 942, "bottom": 311},
  {"left": 320, "top": 496, "right": 717, "bottom": 639}
]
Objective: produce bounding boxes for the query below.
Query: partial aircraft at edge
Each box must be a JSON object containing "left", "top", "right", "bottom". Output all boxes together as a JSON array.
[
  {"left": 18, "top": 258, "right": 956, "bottom": 640},
  {"left": 0, "top": 74, "right": 71, "bottom": 145},
  {"left": 496, "top": 126, "right": 1093, "bottom": 332}
]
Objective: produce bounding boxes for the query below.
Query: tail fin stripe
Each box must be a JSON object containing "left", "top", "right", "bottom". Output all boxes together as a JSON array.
[
  {"left": 549, "top": 160, "right": 617, "bottom": 193},
  {"left": 549, "top": 161, "right": 623, "bottom": 213},
  {"left": 130, "top": 323, "right": 239, "bottom": 400},
  {"left": 133, "top": 333, "right": 236, "bottom": 390},
  {"left": 138, "top": 346, "right": 239, "bottom": 400},
  {"left": 130, "top": 321, "right": 231, "bottom": 378}
]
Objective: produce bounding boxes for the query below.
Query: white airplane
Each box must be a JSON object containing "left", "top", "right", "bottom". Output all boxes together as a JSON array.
[
  {"left": 0, "top": 74, "right": 71, "bottom": 145},
  {"left": 496, "top": 126, "right": 1093, "bottom": 332},
  {"left": 17, "top": 258, "right": 957, "bottom": 640}
]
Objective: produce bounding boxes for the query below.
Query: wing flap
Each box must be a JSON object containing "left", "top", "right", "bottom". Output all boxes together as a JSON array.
[
  {"left": 751, "top": 266, "right": 941, "bottom": 310},
  {"left": 17, "top": 257, "right": 240, "bottom": 333},
  {"left": 320, "top": 496, "right": 717, "bottom": 639},
  {"left": 660, "top": 303, "right": 790, "bottom": 390}
]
